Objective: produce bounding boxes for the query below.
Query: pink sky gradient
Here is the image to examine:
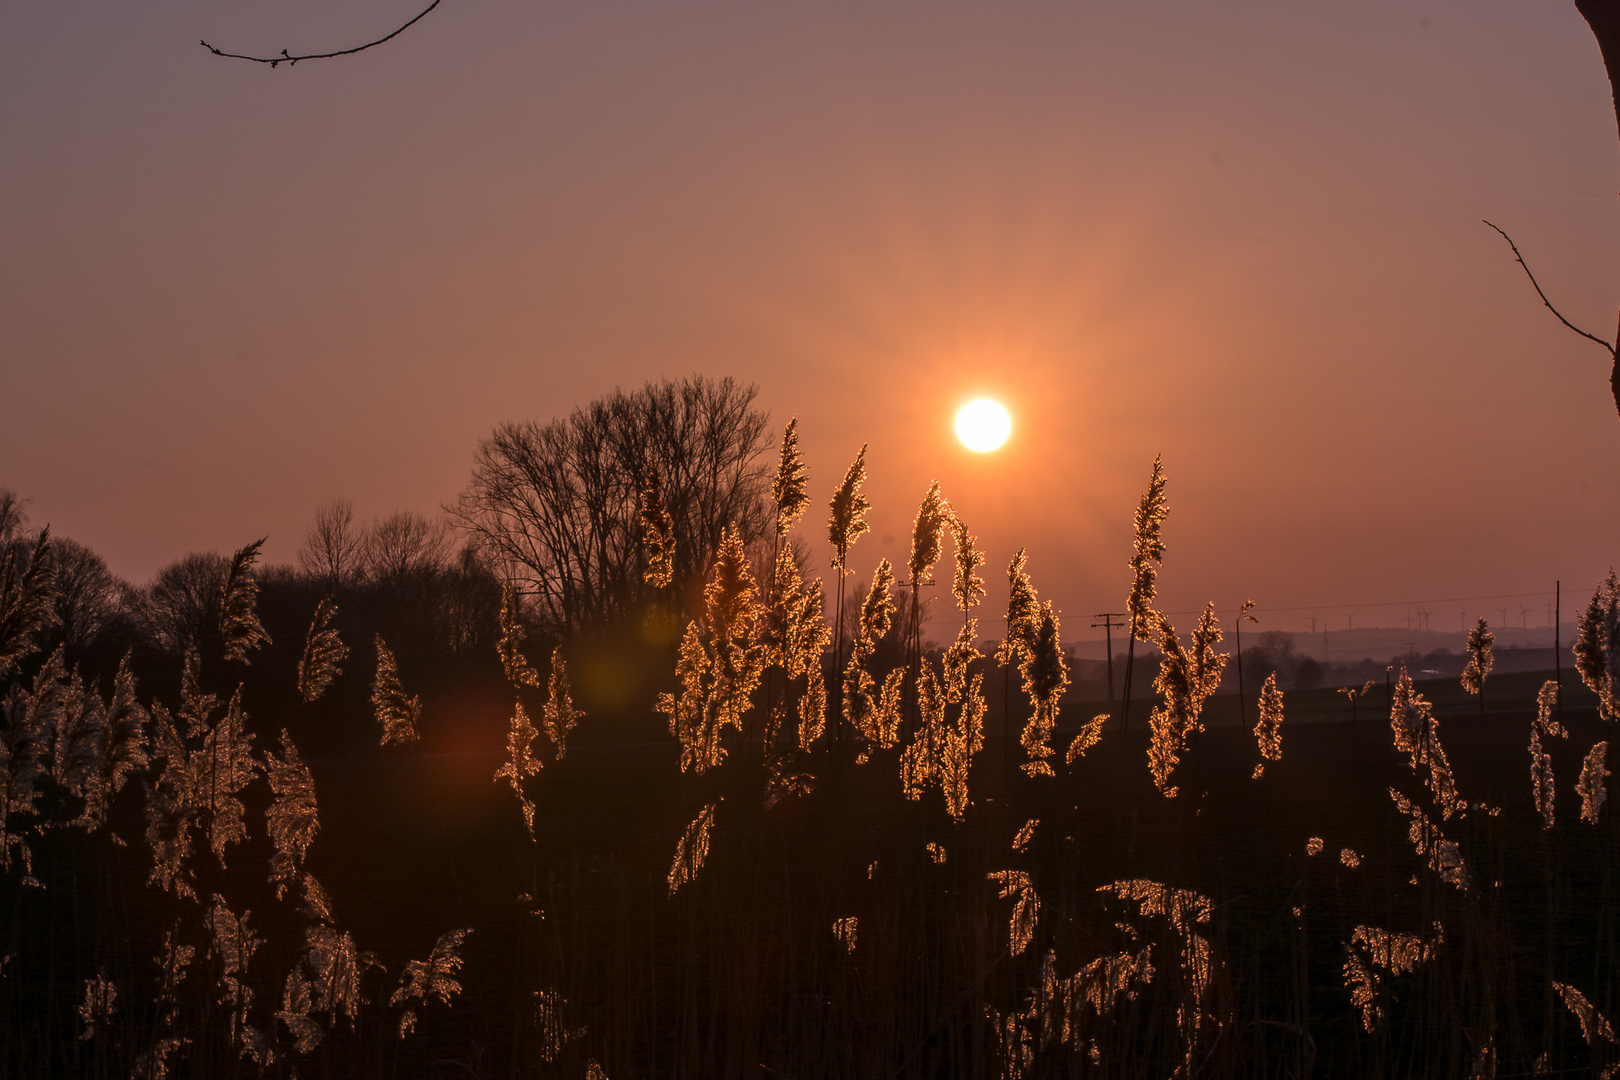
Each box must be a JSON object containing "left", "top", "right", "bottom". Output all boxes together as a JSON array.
[{"left": 4, "top": 1, "right": 1618, "bottom": 634}]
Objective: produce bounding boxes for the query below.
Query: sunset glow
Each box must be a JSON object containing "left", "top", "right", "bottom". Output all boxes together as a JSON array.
[{"left": 955, "top": 400, "right": 1011, "bottom": 452}]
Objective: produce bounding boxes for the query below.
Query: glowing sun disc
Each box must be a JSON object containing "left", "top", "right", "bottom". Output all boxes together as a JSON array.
[{"left": 955, "top": 400, "right": 1011, "bottom": 452}]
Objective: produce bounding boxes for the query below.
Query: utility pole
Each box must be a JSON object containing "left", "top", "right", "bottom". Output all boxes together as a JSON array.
[{"left": 1092, "top": 612, "right": 1127, "bottom": 707}]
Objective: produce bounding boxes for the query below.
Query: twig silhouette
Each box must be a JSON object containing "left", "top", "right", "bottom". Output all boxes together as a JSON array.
[
  {"left": 1484, "top": 219, "right": 1620, "bottom": 421},
  {"left": 201, "top": 0, "right": 442, "bottom": 67}
]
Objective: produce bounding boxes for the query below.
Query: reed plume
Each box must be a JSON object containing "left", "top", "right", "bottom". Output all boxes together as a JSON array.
[
  {"left": 667, "top": 802, "right": 716, "bottom": 895},
  {"left": 1390, "top": 788, "right": 1469, "bottom": 890},
  {"left": 1146, "top": 604, "right": 1226, "bottom": 797},
  {"left": 1530, "top": 679, "right": 1564, "bottom": 830},
  {"left": 533, "top": 989, "right": 585, "bottom": 1063},
  {"left": 1012, "top": 818, "right": 1038, "bottom": 852},
  {"left": 995, "top": 549, "right": 1040, "bottom": 669},
  {"left": 640, "top": 465, "right": 675, "bottom": 589},
  {"left": 266, "top": 730, "right": 320, "bottom": 897},
  {"left": 1018, "top": 602, "right": 1069, "bottom": 778},
  {"left": 1577, "top": 741, "right": 1610, "bottom": 824},
  {"left": 1099, "top": 879, "right": 1214, "bottom": 1055},
  {"left": 371, "top": 636, "right": 421, "bottom": 746},
  {"left": 1575, "top": 571, "right": 1620, "bottom": 720},
  {"left": 1343, "top": 924, "right": 1439, "bottom": 1032},
  {"left": 828, "top": 446, "right": 871, "bottom": 573},
  {"left": 1461, "top": 617, "right": 1494, "bottom": 719},
  {"left": 988, "top": 869, "right": 1040, "bottom": 956},
  {"left": 72, "top": 655, "right": 148, "bottom": 830},
  {"left": 297, "top": 596, "right": 348, "bottom": 702},
  {"left": 495, "top": 701, "right": 543, "bottom": 836},
  {"left": 773, "top": 419, "right": 811, "bottom": 537},
  {"left": 926, "top": 842, "right": 946, "bottom": 864},
  {"left": 219, "top": 538, "right": 270, "bottom": 663},
  {"left": 1, "top": 645, "right": 70, "bottom": 872},
  {"left": 1065, "top": 714, "right": 1108, "bottom": 764},
  {"left": 207, "top": 894, "right": 270, "bottom": 1063},
  {"left": 78, "top": 972, "right": 117, "bottom": 1042},
  {"left": 1341, "top": 848, "right": 1361, "bottom": 867},
  {"left": 391, "top": 928, "right": 472, "bottom": 1038},
  {"left": 541, "top": 646, "right": 581, "bottom": 759},
  {"left": 1121, "top": 457, "right": 1168, "bottom": 734},
  {"left": 1389, "top": 667, "right": 1466, "bottom": 818},
  {"left": 951, "top": 516, "right": 986, "bottom": 613},
  {"left": 1553, "top": 980, "right": 1617, "bottom": 1046},
  {"left": 496, "top": 583, "right": 541, "bottom": 687},
  {"left": 938, "top": 672, "right": 985, "bottom": 820},
  {"left": 907, "top": 482, "right": 951, "bottom": 587},
  {"left": 845, "top": 560, "right": 900, "bottom": 752},
  {"left": 832, "top": 916, "right": 858, "bottom": 953},
  {"left": 1251, "top": 672, "right": 1284, "bottom": 779},
  {"left": 0, "top": 526, "right": 55, "bottom": 679}
]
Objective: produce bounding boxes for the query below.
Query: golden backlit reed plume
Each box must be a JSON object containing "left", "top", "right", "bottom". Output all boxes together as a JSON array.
[
  {"left": 265, "top": 731, "right": 319, "bottom": 898},
  {"left": 1018, "top": 602, "right": 1069, "bottom": 778},
  {"left": 390, "top": 928, "right": 471, "bottom": 1038},
  {"left": 1461, "top": 618, "right": 1494, "bottom": 718},
  {"left": 1553, "top": 980, "right": 1617, "bottom": 1046},
  {"left": 1098, "top": 879, "right": 1214, "bottom": 1053},
  {"left": 797, "top": 661, "right": 826, "bottom": 753},
  {"left": 987, "top": 869, "right": 1040, "bottom": 956},
  {"left": 1342, "top": 924, "right": 1439, "bottom": 1033},
  {"left": 667, "top": 802, "right": 716, "bottom": 896},
  {"left": 1390, "top": 788, "right": 1470, "bottom": 891},
  {"left": 902, "top": 665, "right": 944, "bottom": 799},
  {"left": 926, "top": 842, "right": 946, "bottom": 864},
  {"left": 208, "top": 893, "right": 271, "bottom": 1064},
  {"left": 1341, "top": 848, "right": 1361, "bottom": 867},
  {"left": 1306, "top": 837, "right": 1324, "bottom": 856},
  {"left": 1146, "top": 604, "right": 1226, "bottom": 797},
  {"left": 832, "top": 916, "right": 859, "bottom": 953},
  {"left": 1, "top": 645, "right": 69, "bottom": 871},
  {"left": 297, "top": 596, "right": 348, "bottom": 703},
  {"left": 995, "top": 549, "right": 1040, "bottom": 669},
  {"left": 371, "top": 636, "right": 421, "bottom": 746},
  {"left": 1577, "top": 741, "right": 1610, "bottom": 824},
  {"left": 657, "top": 525, "right": 767, "bottom": 772},
  {"left": 219, "top": 538, "right": 270, "bottom": 664},
  {"left": 639, "top": 465, "right": 675, "bottom": 589},
  {"left": 1251, "top": 673, "right": 1284, "bottom": 779},
  {"left": 42, "top": 650, "right": 148, "bottom": 835},
  {"left": 1531, "top": 679, "right": 1564, "bottom": 830},
  {"left": 773, "top": 419, "right": 811, "bottom": 537},
  {"left": 951, "top": 516, "right": 986, "bottom": 613},
  {"left": 827, "top": 446, "right": 871, "bottom": 572},
  {"left": 0, "top": 525, "right": 55, "bottom": 680},
  {"left": 1388, "top": 667, "right": 1465, "bottom": 819},
  {"left": 1065, "top": 714, "right": 1108, "bottom": 764},
  {"left": 845, "top": 560, "right": 901, "bottom": 752},
  {"left": 496, "top": 583, "right": 541, "bottom": 687},
  {"left": 939, "top": 671, "right": 985, "bottom": 821},
  {"left": 1575, "top": 571, "right": 1620, "bottom": 720},
  {"left": 542, "top": 646, "right": 581, "bottom": 759},
  {"left": 908, "top": 482, "right": 951, "bottom": 587},
  {"left": 1012, "top": 818, "right": 1038, "bottom": 852},
  {"left": 494, "top": 701, "right": 542, "bottom": 837},
  {"left": 1126, "top": 457, "right": 1167, "bottom": 626}
]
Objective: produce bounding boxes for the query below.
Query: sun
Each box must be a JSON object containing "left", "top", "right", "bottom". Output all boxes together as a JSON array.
[{"left": 955, "top": 399, "right": 1011, "bottom": 452}]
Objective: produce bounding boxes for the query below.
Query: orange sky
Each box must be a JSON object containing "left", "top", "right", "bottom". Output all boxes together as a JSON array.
[{"left": 4, "top": 1, "right": 1618, "bottom": 635}]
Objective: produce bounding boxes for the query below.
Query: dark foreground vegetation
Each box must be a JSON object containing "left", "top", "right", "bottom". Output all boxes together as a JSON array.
[{"left": 4, "top": 386, "right": 1620, "bottom": 1078}]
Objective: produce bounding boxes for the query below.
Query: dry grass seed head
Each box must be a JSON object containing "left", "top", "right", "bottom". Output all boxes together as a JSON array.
[
  {"left": 1126, "top": 456, "right": 1168, "bottom": 628},
  {"left": 908, "top": 482, "right": 951, "bottom": 586},
  {"left": 1066, "top": 714, "right": 1108, "bottom": 764},
  {"left": 266, "top": 731, "right": 320, "bottom": 897},
  {"left": 1460, "top": 618, "right": 1494, "bottom": 696},
  {"left": 640, "top": 465, "right": 676, "bottom": 588},
  {"left": 298, "top": 596, "right": 348, "bottom": 703},
  {"left": 951, "top": 516, "right": 986, "bottom": 612},
  {"left": 772, "top": 419, "right": 811, "bottom": 536},
  {"left": 371, "top": 637, "right": 421, "bottom": 746},
  {"left": 827, "top": 446, "right": 871, "bottom": 570},
  {"left": 1577, "top": 741, "right": 1610, "bottom": 824},
  {"left": 219, "top": 538, "right": 271, "bottom": 663},
  {"left": 667, "top": 802, "right": 716, "bottom": 896},
  {"left": 496, "top": 584, "right": 540, "bottom": 688},
  {"left": 494, "top": 701, "right": 543, "bottom": 837}
]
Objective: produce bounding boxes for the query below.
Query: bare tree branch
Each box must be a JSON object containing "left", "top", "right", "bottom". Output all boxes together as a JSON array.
[
  {"left": 1483, "top": 219, "right": 1617, "bottom": 355},
  {"left": 200, "top": 0, "right": 442, "bottom": 67}
]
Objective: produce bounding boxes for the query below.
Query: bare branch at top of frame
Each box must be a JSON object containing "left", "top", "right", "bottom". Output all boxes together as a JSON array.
[{"left": 200, "top": 0, "right": 442, "bottom": 67}]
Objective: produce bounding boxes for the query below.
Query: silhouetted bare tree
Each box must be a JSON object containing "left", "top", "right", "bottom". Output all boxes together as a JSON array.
[
  {"left": 139, "top": 552, "right": 229, "bottom": 655},
  {"left": 47, "top": 537, "right": 125, "bottom": 650},
  {"left": 297, "top": 498, "right": 366, "bottom": 591},
  {"left": 452, "top": 376, "right": 772, "bottom": 638}
]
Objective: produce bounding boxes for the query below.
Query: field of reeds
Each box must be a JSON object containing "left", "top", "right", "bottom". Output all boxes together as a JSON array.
[{"left": 2, "top": 442, "right": 1618, "bottom": 1079}]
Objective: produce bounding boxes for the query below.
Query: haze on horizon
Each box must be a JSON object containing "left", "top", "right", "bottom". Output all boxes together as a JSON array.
[{"left": 4, "top": 0, "right": 1618, "bottom": 635}]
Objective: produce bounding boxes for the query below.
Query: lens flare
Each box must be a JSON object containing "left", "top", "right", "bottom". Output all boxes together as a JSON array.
[{"left": 955, "top": 400, "right": 1011, "bottom": 452}]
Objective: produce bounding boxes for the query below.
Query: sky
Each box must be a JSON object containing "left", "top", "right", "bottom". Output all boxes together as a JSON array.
[{"left": 4, "top": 0, "right": 1619, "bottom": 637}]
